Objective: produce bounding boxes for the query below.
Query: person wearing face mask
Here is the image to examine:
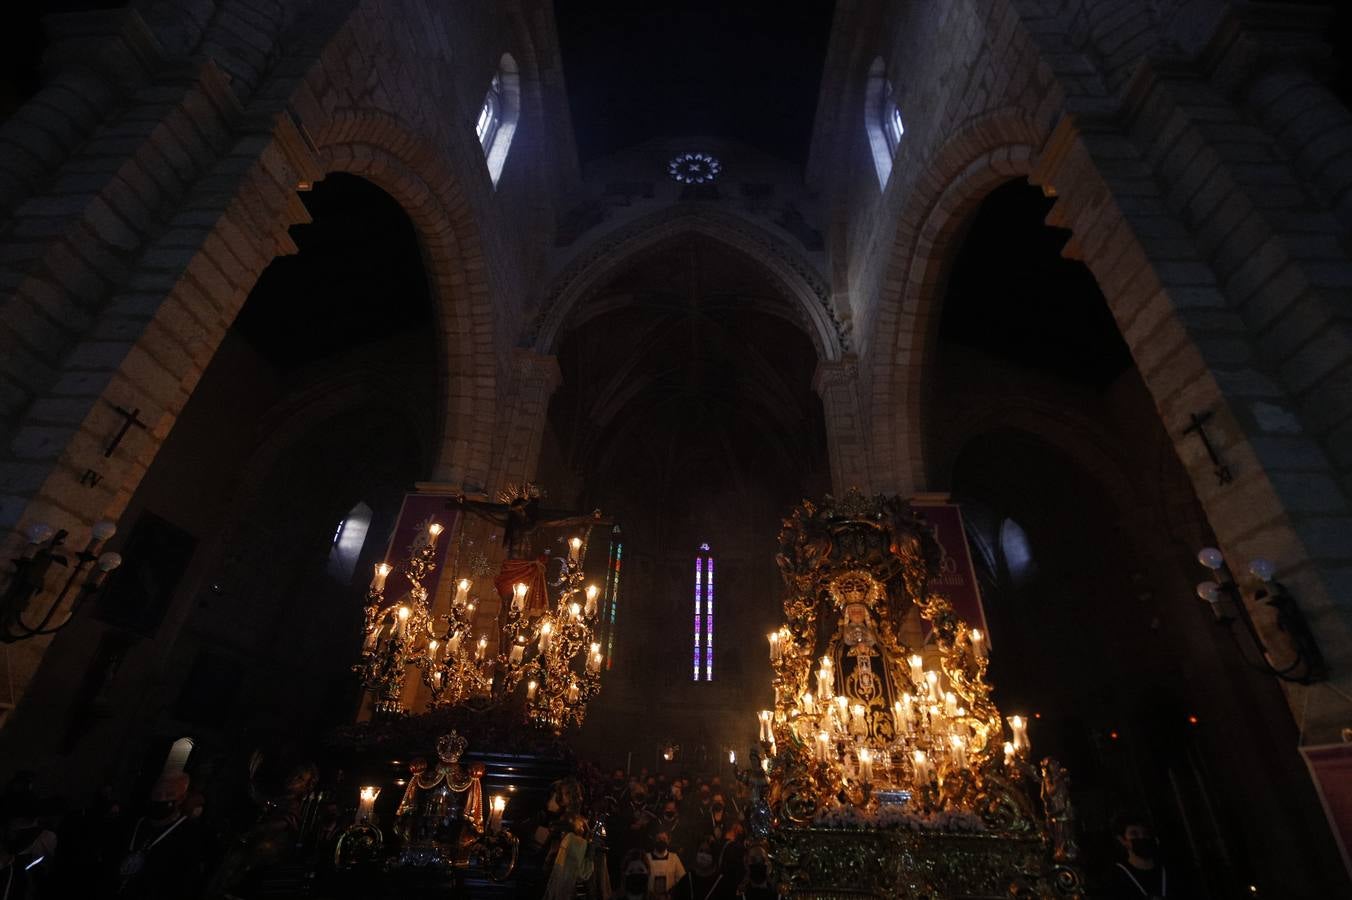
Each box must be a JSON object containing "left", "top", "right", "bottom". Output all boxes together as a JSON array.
[
  {"left": 707, "top": 795, "right": 728, "bottom": 843},
  {"left": 643, "top": 830, "right": 686, "bottom": 899},
  {"left": 1108, "top": 813, "right": 1183, "bottom": 899},
  {"left": 610, "top": 784, "right": 654, "bottom": 887},
  {"left": 111, "top": 773, "right": 205, "bottom": 899},
  {"left": 673, "top": 838, "right": 728, "bottom": 900},
  {"left": 653, "top": 800, "right": 689, "bottom": 859},
  {"left": 737, "top": 845, "right": 780, "bottom": 899},
  {"left": 611, "top": 850, "right": 653, "bottom": 900}
]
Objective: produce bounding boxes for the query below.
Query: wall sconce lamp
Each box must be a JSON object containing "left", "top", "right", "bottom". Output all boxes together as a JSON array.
[
  {"left": 1195, "top": 548, "right": 1327, "bottom": 684},
  {"left": 1, "top": 521, "right": 122, "bottom": 642}
]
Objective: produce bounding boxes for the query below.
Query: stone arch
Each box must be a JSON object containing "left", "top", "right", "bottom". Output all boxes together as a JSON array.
[
  {"left": 531, "top": 208, "right": 846, "bottom": 361},
  {"left": 866, "top": 109, "right": 1048, "bottom": 493},
  {"left": 309, "top": 111, "right": 500, "bottom": 488}
]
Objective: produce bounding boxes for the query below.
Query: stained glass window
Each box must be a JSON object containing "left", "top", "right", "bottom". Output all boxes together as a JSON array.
[
  {"left": 603, "top": 528, "right": 623, "bottom": 669},
  {"left": 693, "top": 543, "right": 714, "bottom": 681}
]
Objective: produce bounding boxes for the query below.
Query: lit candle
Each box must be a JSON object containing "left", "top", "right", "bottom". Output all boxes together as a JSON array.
[
  {"left": 761, "top": 756, "right": 772, "bottom": 774},
  {"left": 569, "top": 601, "right": 581, "bottom": 620},
  {"left": 448, "top": 631, "right": 461, "bottom": 654},
  {"left": 950, "top": 734, "right": 968, "bottom": 769},
  {"left": 850, "top": 703, "right": 867, "bottom": 735},
  {"left": 816, "top": 730, "right": 832, "bottom": 763},
  {"left": 371, "top": 562, "right": 392, "bottom": 592},
  {"left": 924, "top": 671, "right": 939, "bottom": 702},
  {"left": 858, "top": 747, "right": 874, "bottom": 783},
  {"left": 767, "top": 631, "right": 780, "bottom": 662},
  {"left": 393, "top": 605, "right": 410, "bottom": 637},
  {"left": 358, "top": 786, "right": 380, "bottom": 822},
  {"left": 428, "top": 522, "right": 444, "bottom": 543},
  {"left": 758, "top": 710, "right": 774, "bottom": 743},
  {"left": 472, "top": 635, "right": 485, "bottom": 660},
  {"left": 909, "top": 654, "right": 924, "bottom": 687},
  {"left": 432, "top": 670, "right": 443, "bottom": 688},
  {"left": 509, "top": 640, "right": 525, "bottom": 664},
  {"left": 971, "top": 628, "right": 987, "bottom": 663},
  {"left": 894, "top": 699, "right": 911, "bottom": 735},
  {"left": 511, "top": 582, "right": 527, "bottom": 611},
  {"left": 454, "top": 578, "right": 471, "bottom": 606},
  {"left": 912, "top": 750, "right": 931, "bottom": 785},
  {"left": 588, "top": 642, "right": 602, "bottom": 672},
  {"left": 585, "top": 585, "right": 599, "bottom": 617},
  {"left": 568, "top": 537, "right": 583, "bottom": 564},
  {"left": 488, "top": 795, "right": 506, "bottom": 833},
  {"left": 945, "top": 691, "right": 958, "bottom": 717},
  {"left": 801, "top": 692, "right": 816, "bottom": 715},
  {"left": 817, "top": 656, "right": 834, "bottom": 700},
  {"left": 428, "top": 639, "right": 440, "bottom": 660},
  {"left": 567, "top": 680, "right": 580, "bottom": 703},
  {"left": 834, "top": 696, "right": 849, "bottom": 732},
  {"left": 539, "top": 620, "right": 553, "bottom": 653},
  {"left": 1008, "top": 715, "right": 1029, "bottom": 753},
  {"left": 729, "top": 750, "right": 737, "bottom": 766},
  {"left": 1004, "top": 741, "right": 1016, "bottom": 767},
  {"left": 526, "top": 679, "right": 538, "bottom": 701}
]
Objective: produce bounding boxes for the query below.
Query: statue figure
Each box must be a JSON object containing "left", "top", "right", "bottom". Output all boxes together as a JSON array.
[
  {"left": 824, "top": 575, "right": 904, "bottom": 744},
  {"left": 1040, "top": 757, "right": 1079, "bottom": 862},
  {"left": 204, "top": 756, "right": 318, "bottom": 898},
  {"left": 741, "top": 745, "right": 772, "bottom": 839},
  {"left": 452, "top": 484, "right": 609, "bottom": 615},
  {"left": 392, "top": 731, "right": 482, "bottom": 860}
]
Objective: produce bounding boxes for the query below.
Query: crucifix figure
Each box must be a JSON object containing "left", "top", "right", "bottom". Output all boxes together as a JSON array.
[{"left": 449, "top": 484, "right": 610, "bottom": 614}]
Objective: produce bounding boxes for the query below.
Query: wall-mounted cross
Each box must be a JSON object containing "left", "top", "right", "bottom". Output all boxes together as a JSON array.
[
  {"left": 1182, "top": 411, "right": 1233, "bottom": 486},
  {"left": 105, "top": 404, "right": 148, "bottom": 458}
]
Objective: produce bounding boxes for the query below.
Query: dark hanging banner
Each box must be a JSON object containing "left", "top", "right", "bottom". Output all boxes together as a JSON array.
[
  {"left": 381, "top": 491, "right": 462, "bottom": 611},
  {"left": 909, "top": 496, "right": 991, "bottom": 647}
]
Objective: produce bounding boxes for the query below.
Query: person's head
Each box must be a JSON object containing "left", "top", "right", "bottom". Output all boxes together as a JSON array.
[
  {"left": 1113, "top": 812, "right": 1159, "bottom": 864},
  {"left": 4, "top": 792, "right": 40, "bottom": 832},
  {"left": 662, "top": 801, "right": 678, "bottom": 820},
  {"left": 631, "top": 784, "right": 647, "bottom": 804},
  {"left": 670, "top": 781, "right": 682, "bottom": 801},
  {"left": 699, "top": 784, "right": 711, "bottom": 802},
  {"left": 652, "top": 830, "right": 671, "bottom": 855},
  {"left": 725, "top": 822, "right": 745, "bottom": 844},
  {"left": 613, "top": 768, "right": 627, "bottom": 783},
  {"left": 710, "top": 776, "right": 722, "bottom": 787},
  {"left": 621, "top": 851, "right": 650, "bottom": 896},
  {"left": 148, "top": 772, "right": 190, "bottom": 821}
]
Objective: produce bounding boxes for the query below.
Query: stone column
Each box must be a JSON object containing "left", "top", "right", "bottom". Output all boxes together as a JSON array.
[
  {"left": 813, "top": 355, "right": 872, "bottom": 495},
  {"left": 491, "top": 349, "right": 562, "bottom": 493}
]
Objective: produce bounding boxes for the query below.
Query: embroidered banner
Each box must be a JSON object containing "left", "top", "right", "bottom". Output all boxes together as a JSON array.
[
  {"left": 908, "top": 498, "right": 990, "bottom": 646},
  {"left": 381, "top": 492, "right": 461, "bottom": 612}
]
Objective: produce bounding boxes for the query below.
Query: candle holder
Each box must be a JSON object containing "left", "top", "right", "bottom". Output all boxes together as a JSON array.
[{"left": 1, "top": 521, "right": 123, "bottom": 643}]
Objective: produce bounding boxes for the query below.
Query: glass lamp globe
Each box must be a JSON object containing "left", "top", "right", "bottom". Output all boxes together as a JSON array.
[
  {"left": 91, "top": 521, "right": 117, "bottom": 541},
  {"left": 1248, "top": 558, "right": 1276, "bottom": 583},
  {"left": 1196, "top": 547, "right": 1225, "bottom": 571},
  {"left": 1195, "top": 581, "right": 1220, "bottom": 603},
  {"left": 97, "top": 552, "right": 123, "bottom": 572},
  {"left": 24, "top": 522, "right": 55, "bottom": 545}
]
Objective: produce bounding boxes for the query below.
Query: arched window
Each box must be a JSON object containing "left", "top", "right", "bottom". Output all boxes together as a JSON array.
[
  {"left": 327, "top": 500, "right": 373, "bottom": 583},
  {"left": 864, "top": 57, "right": 904, "bottom": 188},
  {"left": 693, "top": 542, "right": 714, "bottom": 681},
  {"left": 478, "top": 53, "right": 521, "bottom": 188}
]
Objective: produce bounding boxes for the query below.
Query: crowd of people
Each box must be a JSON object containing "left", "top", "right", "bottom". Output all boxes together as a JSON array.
[{"left": 537, "top": 765, "right": 779, "bottom": 900}]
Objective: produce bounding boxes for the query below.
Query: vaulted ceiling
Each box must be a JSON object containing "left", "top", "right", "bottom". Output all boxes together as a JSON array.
[{"left": 547, "top": 234, "right": 828, "bottom": 518}]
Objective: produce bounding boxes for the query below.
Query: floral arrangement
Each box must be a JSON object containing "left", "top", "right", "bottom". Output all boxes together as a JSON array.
[{"left": 811, "top": 801, "right": 986, "bottom": 833}]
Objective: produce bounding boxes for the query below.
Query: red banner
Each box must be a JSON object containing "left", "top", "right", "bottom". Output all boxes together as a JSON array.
[
  {"left": 1301, "top": 743, "right": 1352, "bottom": 880},
  {"left": 908, "top": 498, "right": 990, "bottom": 647}
]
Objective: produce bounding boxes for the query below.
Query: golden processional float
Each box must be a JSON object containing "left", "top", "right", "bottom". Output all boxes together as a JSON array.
[
  {"left": 747, "top": 491, "right": 1083, "bottom": 900},
  {"left": 337, "top": 483, "right": 616, "bottom": 883}
]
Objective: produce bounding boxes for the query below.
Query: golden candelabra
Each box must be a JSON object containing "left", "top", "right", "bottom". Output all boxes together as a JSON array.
[
  {"left": 355, "top": 517, "right": 605, "bottom": 731},
  {"left": 750, "top": 491, "right": 1083, "bottom": 899}
]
